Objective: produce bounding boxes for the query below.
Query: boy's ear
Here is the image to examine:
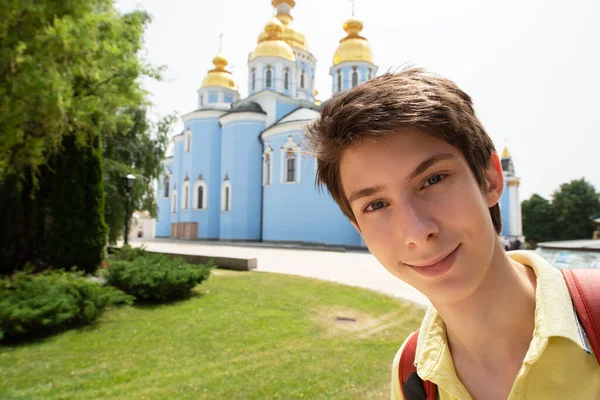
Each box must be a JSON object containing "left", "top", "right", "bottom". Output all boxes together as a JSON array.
[{"left": 485, "top": 152, "right": 504, "bottom": 207}]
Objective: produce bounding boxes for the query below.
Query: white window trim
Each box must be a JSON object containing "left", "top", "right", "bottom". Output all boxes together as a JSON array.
[
  {"left": 171, "top": 190, "right": 177, "bottom": 214},
  {"left": 221, "top": 181, "right": 232, "bottom": 212},
  {"left": 280, "top": 136, "right": 301, "bottom": 184},
  {"left": 181, "top": 181, "right": 190, "bottom": 210},
  {"left": 184, "top": 129, "right": 192, "bottom": 152},
  {"left": 262, "top": 144, "right": 274, "bottom": 186},
  {"left": 193, "top": 180, "right": 208, "bottom": 210}
]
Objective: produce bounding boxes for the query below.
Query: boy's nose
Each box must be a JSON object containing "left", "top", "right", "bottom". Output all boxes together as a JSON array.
[{"left": 395, "top": 201, "right": 439, "bottom": 248}]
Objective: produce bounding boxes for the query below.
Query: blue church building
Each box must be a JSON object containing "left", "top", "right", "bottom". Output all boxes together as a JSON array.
[{"left": 155, "top": 0, "right": 522, "bottom": 247}]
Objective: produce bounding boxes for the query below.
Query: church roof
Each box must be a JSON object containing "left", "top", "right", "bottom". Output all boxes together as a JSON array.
[
  {"left": 276, "top": 107, "right": 319, "bottom": 125},
  {"left": 260, "top": 106, "right": 320, "bottom": 138},
  {"left": 224, "top": 101, "right": 266, "bottom": 115}
]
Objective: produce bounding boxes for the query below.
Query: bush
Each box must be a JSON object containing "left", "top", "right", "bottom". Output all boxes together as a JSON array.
[
  {"left": 107, "top": 244, "right": 148, "bottom": 262},
  {"left": 104, "top": 254, "right": 213, "bottom": 303},
  {"left": 0, "top": 270, "right": 132, "bottom": 343}
]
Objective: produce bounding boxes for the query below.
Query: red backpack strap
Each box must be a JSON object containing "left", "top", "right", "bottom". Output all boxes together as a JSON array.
[
  {"left": 399, "top": 330, "right": 437, "bottom": 400},
  {"left": 562, "top": 269, "right": 600, "bottom": 363}
]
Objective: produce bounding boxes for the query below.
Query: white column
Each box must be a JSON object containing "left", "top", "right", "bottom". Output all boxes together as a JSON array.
[{"left": 508, "top": 182, "right": 518, "bottom": 236}]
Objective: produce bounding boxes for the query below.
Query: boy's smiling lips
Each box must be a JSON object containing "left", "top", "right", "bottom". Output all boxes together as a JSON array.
[{"left": 403, "top": 244, "right": 461, "bottom": 278}]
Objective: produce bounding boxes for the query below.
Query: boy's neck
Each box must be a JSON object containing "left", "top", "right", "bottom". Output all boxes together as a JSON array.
[{"left": 433, "top": 241, "right": 537, "bottom": 373}]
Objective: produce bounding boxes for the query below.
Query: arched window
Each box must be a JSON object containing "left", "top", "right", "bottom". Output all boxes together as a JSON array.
[
  {"left": 266, "top": 68, "right": 272, "bottom": 88},
  {"left": 171, "top": 191, "right": 177, "bottom": 214},
  {"left": 352, "top": 71, "right": 358, "bottom": 87},
  {"left": 193, "top": 180, "right": 207, "bottom": 210},
  {"left": 300, "top": 71, "right": 305, "bottom": 89},
  {"left": 252, "top": 69, "right": 256, "bottom": 90},
  {"left": 263, "top": 144, "right": 273, "bottom": 186},
  {"left": 182, "top": 181, "right": 190, "bottom": 210},
  {"left": 199, "top": 95, "right": 204, "bottom": 106},
  {"left": 280, "top": 136, "right": 301, "bottom": 184},
  {"left": 197, "top": 186, "right": 204, "bottom": 209},
  {"left": 368, "top": 68, "right": 372, "bottom": 80},
  {"left": 221, "top": 180, "right": 232, "bottom": 211},
  {"left": 286, "top": 151, "right": 296, "bottom": 182},
  {"left": 185, "top": 129, "right": 191, "bottom": 152},
  {"left": 163, "top": 175, "right": 170, "bottom": 198},
  {"left": 284, "top": 70, "right": 289, "bottom": 90},
  {"left": 337, "top": 71, "right": 342, "bottom": 92}
]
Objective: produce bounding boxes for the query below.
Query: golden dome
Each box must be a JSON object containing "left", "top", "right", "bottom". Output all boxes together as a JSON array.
[
  {"left": 279, "top": 20, "right": 308, "bottom": 50},
  {"left": 250, "top": 17, "right": 296, "bottom": 62},
  {"left": 333, "top": 17, "right": 374, "bottom": 65},
  {"left": 266, "top": 0, "right": 308, "bottom": 50},
  {"left": 502, "top": 145, "right": 511, "bottom": 158},
  {"left": 272, "top": 0, "right": 295, "bottom": 7},
  {"left": 201, "top": 54, "right": 236, "bottom": 89}
]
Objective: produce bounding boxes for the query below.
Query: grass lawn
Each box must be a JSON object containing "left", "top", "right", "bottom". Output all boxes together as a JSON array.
[{"left": 0, "top": 269, "right": 424, "bottom": 399}]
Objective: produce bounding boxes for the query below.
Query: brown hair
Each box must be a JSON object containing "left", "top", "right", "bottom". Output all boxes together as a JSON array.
[{"left": 304, "top": 68, "right": 501, "bottom": 234}]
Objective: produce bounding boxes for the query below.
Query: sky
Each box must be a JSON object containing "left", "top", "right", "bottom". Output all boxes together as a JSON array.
[{"left": 115, "top": 0, "right": 600, "bottom": 202}]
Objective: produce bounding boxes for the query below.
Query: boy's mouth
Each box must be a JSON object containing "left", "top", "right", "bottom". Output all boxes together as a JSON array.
[{"left": 404, "top": 244, "right": 461, "bottom": 278}]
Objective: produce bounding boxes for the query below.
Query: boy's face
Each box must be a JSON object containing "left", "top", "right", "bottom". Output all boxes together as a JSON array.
[{"left": 339, "top": 130, "right": 503, "bottom": 304}]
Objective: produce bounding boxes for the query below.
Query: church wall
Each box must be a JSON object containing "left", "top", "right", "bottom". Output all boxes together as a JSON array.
[
  {"left": 219, "top": 119, "right": 265, "bottom": 240},
  {"left": 358, "top": 65, "right": 369, "bottom": 84},
  {"left": 181, "top": 117, "right": 222, "bottom": 239},
  {"left": 295, "top": 59, "right": 315, "bottom": 102},
  {"left": 261, "top": 130, "right": 362, "bottom": 247},
  {"left": 275, "top": 102, "right": 298, "bottom": 121},
  {"left": 171, "top": 139, "right": 183, "bottom": 225},
  {"left": 156, "top": 159, "right": 173, "bottom": 237},
  {"left": 208, "top": 91, "right": 218, "bottom": 103},
  {"left": 500, "top": 180, "right": 511, "bottom": 237}
]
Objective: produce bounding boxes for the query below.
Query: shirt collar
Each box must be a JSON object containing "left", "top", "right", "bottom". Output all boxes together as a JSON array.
[{"left": 413, "top": 250, "right": 590, "bottom": 386}]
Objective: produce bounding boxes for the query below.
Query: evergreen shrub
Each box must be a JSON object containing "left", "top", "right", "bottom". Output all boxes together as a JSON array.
[
  {"left": 104, "top": 254, "right": 213, "bottom": 303},
  {"left": 0, "top": 270, "right": 132, "bottom": 343},
  {"left": 42, "top": 136, "right": 108, "bottom": 274}
]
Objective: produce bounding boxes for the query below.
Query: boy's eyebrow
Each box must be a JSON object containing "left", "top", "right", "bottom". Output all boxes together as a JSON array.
[
  {"left": 347, "top": 153, "right": 458, "bottom": 204},
  {"left": 348, "top": 185, "right": 386, "bottom": 204},
  {"left": 409, "top": 153, "right": 458, "bottom": 180}
]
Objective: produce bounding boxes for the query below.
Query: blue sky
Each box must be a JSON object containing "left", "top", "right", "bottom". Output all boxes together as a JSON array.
[{"left": 116, "top": 0, "right": 600, "bottom": 202}]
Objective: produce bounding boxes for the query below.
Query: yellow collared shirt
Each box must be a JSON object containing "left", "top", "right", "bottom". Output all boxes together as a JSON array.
[{"left": 391, "top": 251, "right": 600, "bottom": 399}]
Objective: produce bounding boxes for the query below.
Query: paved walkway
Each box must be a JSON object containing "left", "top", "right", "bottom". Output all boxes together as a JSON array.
[{"left": 128, "top": 238, "right": 429, "bottom": 307}]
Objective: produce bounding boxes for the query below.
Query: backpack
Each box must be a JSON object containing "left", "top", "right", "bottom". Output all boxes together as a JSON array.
[{"left": 399, "top": 268, "right": 600, "bottom": 400}]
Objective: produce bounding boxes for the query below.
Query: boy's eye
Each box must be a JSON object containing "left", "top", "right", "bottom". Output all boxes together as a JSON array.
[
  {"left": 364, "top": 200, "right": 388, "bottom": 212},
  {"left": 422, "top": 174, "right": 445, "bottom": 188}
]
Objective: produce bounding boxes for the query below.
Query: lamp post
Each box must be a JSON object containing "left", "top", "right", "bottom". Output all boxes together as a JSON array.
[{"left": 123, "top": 174, "right": 136, "bottom": 245}]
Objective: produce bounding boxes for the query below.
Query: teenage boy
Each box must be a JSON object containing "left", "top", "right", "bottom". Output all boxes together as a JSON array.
[{"left": 304, "top": 68, "right": 600, "bottom": 399}]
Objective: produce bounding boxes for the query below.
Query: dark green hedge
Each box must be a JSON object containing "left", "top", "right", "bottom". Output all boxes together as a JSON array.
[
  {"left": 0, "top": 270, "right": 132, "bottom": 343},
  {"left": 42, "top": 135, "right": 108, "bottom": 274},
  {"left": 104, "top": 252, "right": 213, "bottom": 303}
]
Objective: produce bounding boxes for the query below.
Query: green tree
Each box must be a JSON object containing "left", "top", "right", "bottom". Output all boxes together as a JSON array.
[
  {"left": 552, "top": 178, "right": 600, "bottom": 240},
  {"left": 103, "top": 108, "right": 174, "bottom": 244},
  {"left": 42, "top": 136, "right": 107, "bottom": 273},
  {"left": 0, "top": 0, "right": 159, "bottom": 184},
  {"left": 0, "top": 1, "right": 170, "bottom": 273},
  {"left": 521, "top": 194, "right": 558, "bottom": 244}
]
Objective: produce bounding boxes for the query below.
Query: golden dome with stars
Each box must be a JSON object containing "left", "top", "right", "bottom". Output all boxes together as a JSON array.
[
  {"left": 201, "top": 53, "right": 236, "bottom": 89},
  {"left": 250, "top": 17, "right": 296, "bottom": 62},
  {"left": 333, "top": 17, "right": 374, "bottom": 65}
]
